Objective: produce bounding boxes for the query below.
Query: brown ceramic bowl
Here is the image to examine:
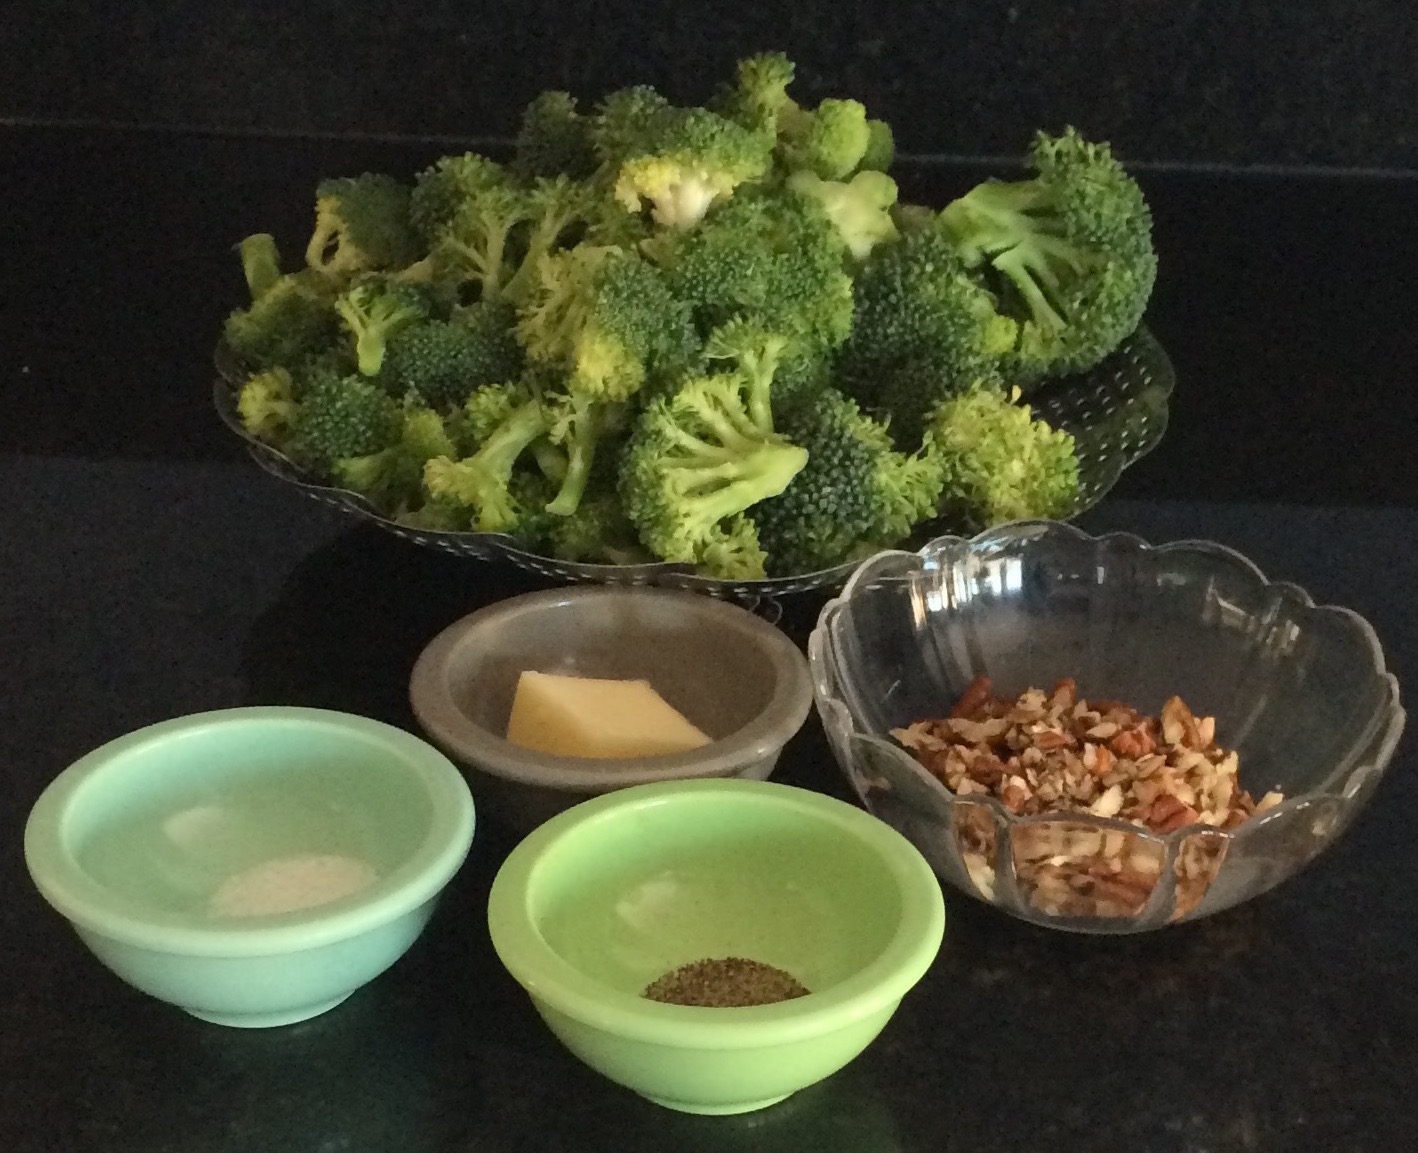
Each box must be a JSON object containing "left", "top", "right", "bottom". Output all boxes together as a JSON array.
[{"left": 409, "top": 588, "right": 815, "bottom": 831}]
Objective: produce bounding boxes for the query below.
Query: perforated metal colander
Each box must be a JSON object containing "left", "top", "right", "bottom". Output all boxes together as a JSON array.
[{"left": 213, "top": 325, "right": 1174, "bottom": 604}]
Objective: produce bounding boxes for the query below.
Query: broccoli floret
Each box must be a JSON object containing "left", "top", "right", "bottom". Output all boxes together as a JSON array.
[
  {"left": 656, "top": 190, "right": 853, "bottom": 368},
  {"left": 409, "top": 154, "right": 509, "bottom": 244},
  {"left": 461, "top": 381, "right": 535, "bottom": 445},
  {"left": 752, "top": 388, "right": 945, "bottom": 575},
  {"left": 787, "top": 170, "right": 899, "bottom": 260},
  {"left": 330, "top": 404, "right": 458, "bottom": 511},
  {"left": 593, "top": 86, "right": 774, "bottom": 228},
  {"left": 938, "top": 127, "right": 1157, "bottom": 383},
  {"left": 418, "top": 158, "right": 587, "bottom": 305},
  {"left": 716, "top": 54, "right": 878, "bottom": 181},
  {"left": 335, "top": 277, "right": 431, "bottom": 376},
  {"left": 514, "top": 91, "right": 599, "bottom": 180},
  {"left": 422, "top": 395, "right": 552, "bottom": 533},
  {"left": 543, "top": 393, "right": 629, "bottom": 516},
  {"left": 516, "top": 245, "right": 694, "bottom": 402},
  {"left": 778, "top": 96, "right": 871, "bottom": 181},
  {"left": 290, "top": 373, "right": 403, "bottom": 469},
  {"left": 547, "top": 488, "right": 650, "bottom": 565},
  {"left": 223, "top": 268, "right": 340, "bottom": 370},
  {"left": 713, "top": 52, "right": 796, "bottom": 136},
  {"left": 380, "top": 310, "right": 523, "bottom": 409},
  {"left": 839, "top": 224, "right": 1018, "bottom": 448},
  {"left": 236, "top": 366, "right": 298, "bottom": 442},
  {"left": 700, "top": 319, "right": 791, "bottom": 433},
  {"left": 922, "top": 383, "right": 1080, "bottom": 529},
  {"left": 618, "top": 373, "right": 807, "bottom": 575},
  {"left": 305, "top": 174, "right": 423, "bottom": 281}
]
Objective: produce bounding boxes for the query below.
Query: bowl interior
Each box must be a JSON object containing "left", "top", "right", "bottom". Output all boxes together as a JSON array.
[
  {"left": 60, "top": 718, "right": 437, "bottom": 921},
  {"left": 827, "top": 531, "right": 1394, "bottom": 800},
  {"left": 443, "top": 593, "right": 779, "bottom": 743},
  {"left": 525, "top": 789, "right": 904, "bottom": 997}
]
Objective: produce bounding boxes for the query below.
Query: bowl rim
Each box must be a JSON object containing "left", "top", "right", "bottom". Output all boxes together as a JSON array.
[
  {"left": 408, "top": 586, "right": 815, "bottom": 788},
  {"left": 486, "top": 778, "right": 945, "bottom": 1048},
  {"left": 23, "top": 706, "right": 476, "bottom": 957},
  {"left": 809, "top": 519, "right": 1407, "bottom": 855}
]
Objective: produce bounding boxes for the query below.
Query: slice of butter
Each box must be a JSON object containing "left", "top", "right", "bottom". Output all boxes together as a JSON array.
[{"left": 505, "top": 671, "right": 713, "bottom": 759}]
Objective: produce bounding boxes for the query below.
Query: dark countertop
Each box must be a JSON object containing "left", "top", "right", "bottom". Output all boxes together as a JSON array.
[
  {"left": 2, "top": 124, "right": 1417, "bottom": 1150},
  {"left": 2, "top": 455, "right": 1416, "bottom": 1153}
]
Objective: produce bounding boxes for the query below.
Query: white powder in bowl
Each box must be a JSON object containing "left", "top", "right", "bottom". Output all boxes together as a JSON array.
[{"left": 209, "top": 854, "right": 377, "bottom": 918}]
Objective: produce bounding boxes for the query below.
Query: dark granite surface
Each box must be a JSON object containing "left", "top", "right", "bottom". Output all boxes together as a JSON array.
[
  {"left": 2, "top": 456, "right": 1416, "bottom": 1151},
  {"left": 3, "top": 2, "right": 1415, "bottom": 169},
  {"left": 4, "top": 126, "right": 1417, "bottom": 507}
]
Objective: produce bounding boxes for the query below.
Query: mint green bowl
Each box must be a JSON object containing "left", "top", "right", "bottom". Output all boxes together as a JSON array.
[
  {"left": 24, "top": 707, "right": 475, "bottom": 1029},
  {"left": 486, "top": 778, "right": 945, "bottom": 1115}
]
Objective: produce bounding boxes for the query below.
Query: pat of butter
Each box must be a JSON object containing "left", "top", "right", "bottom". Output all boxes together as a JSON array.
[{"left": 505, "top": 671, "right": 712, "bottom": 759}]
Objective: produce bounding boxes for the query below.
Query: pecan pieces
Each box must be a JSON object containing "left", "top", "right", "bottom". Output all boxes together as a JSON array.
[{"left": 892, "top": 678, "right": 1284, "bottom": 919}]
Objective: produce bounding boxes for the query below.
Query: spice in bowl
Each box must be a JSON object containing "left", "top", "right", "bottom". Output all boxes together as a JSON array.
[{"left": 643, "top": 957, "right": 811, "bottom": 1008}]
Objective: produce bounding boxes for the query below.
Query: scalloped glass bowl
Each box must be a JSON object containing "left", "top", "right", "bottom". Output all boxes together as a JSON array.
[{"left": 808, "top": 522, "right": 1405, "bottom": 933}]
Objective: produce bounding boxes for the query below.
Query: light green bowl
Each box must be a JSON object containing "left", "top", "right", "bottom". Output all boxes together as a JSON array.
[
  {"left": 24, "top": 707, "right": 475, "bottom": 1028},
  {"left": 486, "top": 778, "right": 945, "bottom": 1115}
]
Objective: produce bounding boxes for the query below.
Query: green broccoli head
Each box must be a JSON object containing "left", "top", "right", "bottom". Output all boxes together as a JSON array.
[
  {"left": 223, "top": 269, "right": 340, "bottom": 370},
  {"left": 418, "top": 159, "right": 588, "bottom": 306},
  {"left": 751, "top": 387, "right": 945, "bottom": 576},
  {"left": 236, "top": 366, "right": 298, "bottom": 443},
  {"left": 514, "top": 91, "right": 599, "bottom": 180},
  {"left": 380, "top": 310, "right": 523, "bottom": 410},
  {"left": 787, "top": 169, "right": 899, "bottom": 260},
  {"left": 421, "top": 394, "right": 552, "bottom": 534},
  {"left": 409, "top": 154, "right": 511, "bottom": 244},
  {"left": 289, "top": 372, "right": 404, "bottom": 469},
  {"left": 923, "top": 383, "right": 1081, "bottom": 529},
  {"left": 618, "top": 373, "right": 807, "bottom": 575},
  {"left": 657, "top": 190, "right": 853, "bottom": 368},
  {"left": 777, "top": 96, "right": 872, "bottom": 181},
  {"left": 547, "top": 487, "right": 650, "bottom": 565},
  {"left": 329, "top": 403, "right": 460, "bottom": 512},
  {"left": 938, "top": 127, "right": 1157, "bottom": 383},
  {"left": 839, "top": 224, "right": 1018, "bottom": 448},
  {"left": 305, "top": 174, "right": 423, "bottom": 281},
  {"left": 713, "top": 52, "right": 796, "bottom": 136},
  {"left": 700, "top": 318, "right": 792, "bottom": 434},
  {"left": 335, "top": 276, "right": 432, "bottom": 376},
  {"left": 593, "top": 86, "right": 774, "bottom": 228},
  {"left": 516, "top": 246, "right": 695, "bottom": 402}
]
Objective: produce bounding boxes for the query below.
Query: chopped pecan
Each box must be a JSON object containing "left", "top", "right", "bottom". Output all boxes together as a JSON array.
[
  {"left": 951, "top": 675, "right": 994, "bottom": 719},
  {"left": 890, "top": 684, "right": 1282, "bottom": 919}
]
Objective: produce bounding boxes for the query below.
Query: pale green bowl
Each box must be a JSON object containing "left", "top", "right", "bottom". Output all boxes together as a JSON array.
[
  {"left": 24, "top": 707, "right": 475, "bottom": 1028},
  {"left": 486, "top": 778, "right": 945, "bottom": 1115}
]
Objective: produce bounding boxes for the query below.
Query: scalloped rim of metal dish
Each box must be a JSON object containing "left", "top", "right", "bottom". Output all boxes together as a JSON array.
[{"left": 212, "top": 326, "right": 1176, "bottom": 597}]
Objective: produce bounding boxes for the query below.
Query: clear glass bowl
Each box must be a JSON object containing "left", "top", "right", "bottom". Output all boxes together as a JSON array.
[{"left": 808, "top": 521, "right": 1406, "bottom": 933}]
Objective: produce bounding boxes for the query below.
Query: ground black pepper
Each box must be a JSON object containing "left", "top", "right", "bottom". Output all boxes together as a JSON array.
[{"left": 642, "top": 957, "right": 810, "bottom": 1007}]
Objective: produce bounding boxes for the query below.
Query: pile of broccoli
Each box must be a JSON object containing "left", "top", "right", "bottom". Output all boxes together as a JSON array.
[{"left": 226, "top": 53, "right": 1155, "bottom": 579}]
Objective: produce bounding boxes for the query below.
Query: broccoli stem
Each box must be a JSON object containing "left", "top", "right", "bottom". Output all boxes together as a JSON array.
[
  {"left": 676, "top": 444, "right": 809, "bottom": 524},
  {"left": 939, "top": 181, "right": 1057, "bottom": 266},
  {"left": 238, "top": 234, "right": 282, "bottom": 302},
  {"left": 546, "top": 419, "right": 599, "bottom": 516}
]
